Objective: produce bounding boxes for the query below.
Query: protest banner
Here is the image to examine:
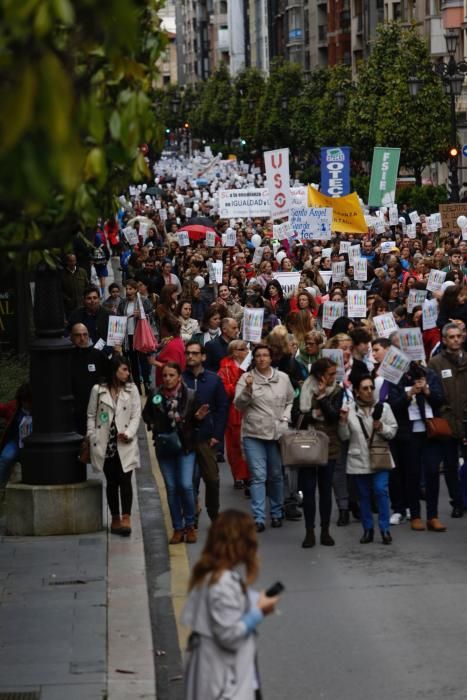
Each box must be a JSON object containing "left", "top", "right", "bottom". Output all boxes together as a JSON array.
[
  {"left": 380, "top": 241, "right": 395, "bottom": 254},
  {"left": 332, "top": 261, "right": 346, "bottom": 283},
  {"left": 159, "top": 208, "right": 167, "bottom": 221},
  {"left": 218, "top": 188, "right": 271, "bottom": 218},
  {"left": 439, "top": 203, "right": 466, "bottom": 234},
  {"left": 373, "top": 312, "right": 398, "bottom": 338},
  {"left": 407, "top": 289, "right": 428, "bottom": 313},
  {"left": 243, "top": 308, "right": 264, "bottom": 343},
  {"left": 273, "top": 221, "right": 294, "bottom": 240},
  {"left": 225, "top": 228, "right": 236, "bottom": 247},
  {"left": 374, "top": 220, "right": 386, "bottom": 235},
  {"left": 378, "top": 346, "right": 411, "bottom": 384},
  {"left": 290, "top": 206, "right": 332, "bottom": 240},
  {"left": 107, "top": 316, "right": 127, "bottom": 347},
  {"left": 368, "top": 147, "right": 401, "bottom": 207},
  {"left": 339, "top": 241, "right": 351, "bottom": 255},
  {"left": 322, "top": 348, "right": 345, "bottom": 382},
  {"left": 205, "top": 231, "right": 216, "bottom": 247},
  {"left": 290, "top": 186, "right": 308, "bottom": 207},
  {"left": 322, "top": 301, "right": 345, "bottom": 330},
  {"left": 272, "top": 271, "right": 301, "bottom": 297},
  {"left": 320, "top": 147, "right": 351, "bottom": 197},
  {"left": 354, "top": 258, "right": 368, "bottom": 281},
  {"left": 397, "top": 328, "right": 425, "bottom": 361},
  {"left": 264, "top": 148, "right": 291, "bottom": 219},
  {"left": 409, "top": 211, "right": 420, "bottom": 224},
  {"left": 177, "top": 230, "right": 190, "bottom": 247},
  {"left": 212, "top": 261, "right": 223, "bottom": 283},
  {"left": 389, "top": 205, "right": 399, "bottom": 225},
  {"left": 347, "top": 290, "right": 367, "bottom": 317},
  {"left": 139, "top": 222, "right": 149, "bottom": 239},
  {"left": 422, "top": 299, "right": 438, "bottom": 330},
  {"left": 348, "top": 244, "right": 361, "bottom": 266},
  {"left": 207, "top": 261, "right": 216, "bottom": 283},
  {"left": 426, "top": 269, "right": 446, "bottom": 293},
  {"left": 406, "top": 223, "right": 416, "bottom": 238},
  {"left": 308, "top": 188, "right": 368, "bottom": 234}
]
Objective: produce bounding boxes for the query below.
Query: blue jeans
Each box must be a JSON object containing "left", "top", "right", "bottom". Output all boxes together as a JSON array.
[
  {"left": 158, "top": 451, "right": 196, "bottom": 530},
  {"left": 299, "top": 460, "right": 336, "bottom": 529},
  {"left": 0, "top": 440, "right": 20, "bottom": 486},
  {"left": 355, "top": 471, "right": 390, "bottom": 533},
  {"left": 242, "top": 437, "right": 284, "bottom": 524}
]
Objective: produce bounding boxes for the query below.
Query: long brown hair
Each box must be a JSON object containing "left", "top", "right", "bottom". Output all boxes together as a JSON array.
[{"left": 188, "top": 510, "right": 259, "bottom": 590}]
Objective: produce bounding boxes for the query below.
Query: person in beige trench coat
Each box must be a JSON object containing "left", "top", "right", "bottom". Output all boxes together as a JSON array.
[{"left": 87, "top": 355, "right": 141, "bottom": 536}]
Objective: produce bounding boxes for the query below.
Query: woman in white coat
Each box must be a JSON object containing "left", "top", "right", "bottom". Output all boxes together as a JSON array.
[
  {"left": 181, "top": 510, "right": 280, "bottom": 700},
  {"left": 87, "top": 355, "right": 141, "bottom": 536},
  {"left": 338, "top": 374, "right": 397, "bottom": 545}
]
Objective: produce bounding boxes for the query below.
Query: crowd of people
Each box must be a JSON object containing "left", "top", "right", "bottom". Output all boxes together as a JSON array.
[{"left": 3, "top": 153, "right": 467, "bottom": 549}]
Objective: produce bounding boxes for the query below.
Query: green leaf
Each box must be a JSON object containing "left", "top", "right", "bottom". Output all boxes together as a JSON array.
[{"left": 109, "top": 110, "right": 121, "bottom": 139}]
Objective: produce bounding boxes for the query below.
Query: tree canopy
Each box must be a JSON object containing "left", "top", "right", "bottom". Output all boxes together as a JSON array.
[{"left": 0, "top": 0, "right": 167, "bottom": 251}]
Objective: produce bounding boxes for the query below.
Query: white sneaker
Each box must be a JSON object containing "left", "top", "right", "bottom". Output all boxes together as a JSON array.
[{"left": 390, "top": 512, "right": 404, "bottom": 525}]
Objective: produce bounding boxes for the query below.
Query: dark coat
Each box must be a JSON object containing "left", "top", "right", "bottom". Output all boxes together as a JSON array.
[
  {"left": 182, "top": 369, "right": 229, "bottom": 443},
  {"left": 387, "top": 367, "right": 444, "bottom": 440},
  {"left": 142, "top": 383, "right": 198, "bottom": 453},
  {"left": 204, "top": 335, "right": 229, "bottom": 372},
  {"left": 71, "top": 347, "right": 109, "bottom": 435},
  {"left": 60, "top": 267, "right": 90, "bottom": 315},
  {"left": 67, "top": 306, "right": 110, "bottom": 345}
]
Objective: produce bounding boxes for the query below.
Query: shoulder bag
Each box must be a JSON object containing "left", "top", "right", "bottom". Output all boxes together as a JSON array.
[
  {"left": 279, "top": 414, "right": 329, "bottom": 468},
  {"left": 155, "top": 430, "right": 183, "bottom": 458},
  {"left": 133, "top": 293, "right": 157, "bottom": 353},
  {"left": 425, "top": 417, "right": 453, "bottom": 440},
  {"left": 357, "top": 408, "right": 392, "bottom": 472}
]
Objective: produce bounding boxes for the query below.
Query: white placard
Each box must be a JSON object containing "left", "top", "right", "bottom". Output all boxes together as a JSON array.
[
  {"left": 426, "top": 269, "right": 446, "bottom": 293},
  {"left": 389, "top": 206, "right": 399, "bottom": 225},
  {"left": 239, "top": 350, "right": 252, "bottom": 371},
  {"left": 397, "top": 327, "right": 425, "bottom": 361},
  {"left": 348, "top": 244, "right": 361, "bottom": 266},
  {"left": 107, "top": 316, "right": 127, "bottom": 347},
  {"left": 319, "top": 270, "right": 333, "bottom": 290},
  {"left": 462, "top": 227, "right": 467, "bottom": 241},
  {"left": 321, "top": 348, "right": 345, "bottom": 383},
  {"left": 322, "top": 301, "right": 345, "bottom": 330},
  {"left": 290, "top": 186, "right": 308, "bottom": 207},
  {"left": 378, "top": 346, "right": 411, "bottom": 384},
  {"left": 252, "top": 246, "right": 264, "bottom": 266},
  {"left": 374, "top": 220, "right": 386, "bottom": 235},
  {"left": 177, "top": 230, "right": 190, "bottom": 247},
  {"left": 243, "top": 308, "right": 264, "bottom": 343},
  {"left": 339, "top": 241, "right": 351, "bottom": 255},
  {"left": 373, "top": 312, "right": 398, "bottom": 338},
  {"left": 273, "top": 221, "right": 294, "bottom": 240},
  {"left": 407, "top": 289, "right": 428, "bottom": 313},
  {"left": 155, "top": 200, "right": 161, "bottom": 210},
  {"left": 123, "top": 226, "right": 139, "bottom": 246},
  {"left": 272, "top": 271, "right": 301, "bottom": 298},
  {"left": 185, "top": 207, "right": 192, "bottom": 218},
  {"left": 427, "top": 214, "right": 439, "bottom": 233},
  {"left": 218, "top": 188, "right": 271, "bottom": 218},
  {"left": 212, "top": 261, "right": 223, "bottom": 283},
  {"left": 409, "top": 210, "right": 420, "bottom": 224},
  {"left": 264, "top": 148, "right": 291, "bottom": 219},
  {"left": 159, "top": 208, "right": 167, "bottom": 221},
  {"left": 380, "top": 241, "right": 394, "bottom": 254},
  {"left": 332, "top": 261, "right": 346, "bottom": 283},
  {"left": 347, "top": 290, "right": 367, "bottom": 318},
  {"left": 321, "top": 247, "right": 333, "bottom": 259},
  {"left": 205, "top": 231, "right": 216, "bottom": 247},
  {"left": 406, "top": 223, "right": 416, "bottom": 238},
  {"left": 290, "top": 207, "right": 332, "bottom": 240},
  {"left": 225, "top": 228, "right": 236, "bottom": 246},
  {"left": 354, "top": 258, "right": 368, "bottom": 281},
  {"left": 422, "top": 299, "right": 438, "bottom": 330},
  {"left": 139, "top": 222, "right": 149, "bottom": 239}
]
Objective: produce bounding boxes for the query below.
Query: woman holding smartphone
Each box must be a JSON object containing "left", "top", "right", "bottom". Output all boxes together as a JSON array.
[{"left": 181, "top": 509, "right": 280, "bottom": 700}]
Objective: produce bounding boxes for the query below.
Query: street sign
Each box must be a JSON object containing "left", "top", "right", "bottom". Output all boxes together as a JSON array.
[{"left": 462, "top": 144, "right": 467, "bottom": 158}]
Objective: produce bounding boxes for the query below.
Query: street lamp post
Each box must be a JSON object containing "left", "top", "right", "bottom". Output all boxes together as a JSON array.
[{"left": 408, "top": 28, "right": 467, "bottom": 202}]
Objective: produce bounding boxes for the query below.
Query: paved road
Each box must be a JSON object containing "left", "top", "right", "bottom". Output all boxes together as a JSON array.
[{"left": 185, "top": 464, "right": 467, "bottom": 700}]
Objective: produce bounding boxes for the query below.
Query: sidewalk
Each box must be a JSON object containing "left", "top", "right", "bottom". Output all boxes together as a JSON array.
[{"left": 0, "top": 453, "right": 157, "bottom": 699}]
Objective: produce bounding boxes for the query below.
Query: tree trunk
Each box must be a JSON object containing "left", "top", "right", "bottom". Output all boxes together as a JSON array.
[{"left": 414, "top": 166, "right": 422, "bottom": 187}]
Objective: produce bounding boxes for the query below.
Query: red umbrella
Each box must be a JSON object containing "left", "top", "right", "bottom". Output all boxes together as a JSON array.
[{"left": 183, "top": 224, "right": 220, "bottom": 242}]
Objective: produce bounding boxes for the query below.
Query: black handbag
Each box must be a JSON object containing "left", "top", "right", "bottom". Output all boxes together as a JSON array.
[{"left": 155, "top": 430, "right": 183, "bottom": 458}]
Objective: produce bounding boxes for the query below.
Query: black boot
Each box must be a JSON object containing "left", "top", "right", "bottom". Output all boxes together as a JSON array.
[
  {"left": 360, "top": 529, "right": 374, "bottom": 544},
  {"left": 337, "top": 509, "right": 350, "bottom": 526},
  {"left": 301, "top": 528, "right": 315, "bottom": 548},
  {"left": 381, "top": 530, "right": 392, "bottom": 545},
  {"left": 320, "top": 527, "right": 335, "bottom": 546},
  {"left": 350, "top": 501, "right": 361, "bottom": 521}
]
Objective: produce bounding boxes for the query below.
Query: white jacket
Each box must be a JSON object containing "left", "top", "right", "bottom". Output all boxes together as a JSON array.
[
  {"left": 87, "top": 383, "right": 141, "bottom": 473},
  {"left": 234, "top": 368, "right": 294, "bottom": 441},
  {"left": 338, "top": 402, "right": 397, "bottom": 475}
]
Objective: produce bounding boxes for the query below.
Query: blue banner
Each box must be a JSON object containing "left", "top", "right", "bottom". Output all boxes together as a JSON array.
[{"left": 320, "top": 147, "right": 351, "bottom": 198}]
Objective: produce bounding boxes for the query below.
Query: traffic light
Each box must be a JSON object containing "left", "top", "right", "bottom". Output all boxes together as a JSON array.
[{"left": 449, "top": 145, "right": 459, "bottom": 158}]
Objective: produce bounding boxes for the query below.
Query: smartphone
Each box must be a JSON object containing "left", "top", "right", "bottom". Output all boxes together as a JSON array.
[{"left": 265, "top": 581, "right": 285, "bottom": 598}]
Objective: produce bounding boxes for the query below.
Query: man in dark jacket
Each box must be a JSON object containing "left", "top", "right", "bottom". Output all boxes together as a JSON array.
[
  {"left": 428, "top": 322, "right": 466, "bottom": 517},
  {"left": 70, "top": 324, "right": 109, "bottom": 435},
  {"left": 204, "top": 317, "right": 239, "bottom": 372},
  {"left": 60, "top": 254, "right": 89, "bottom": 318},
  {"left": 183, "top": 341, "right": 229, "bottom": 522},
  {"left": 68, "top": 286, "right": 110, "bottom": 345}
]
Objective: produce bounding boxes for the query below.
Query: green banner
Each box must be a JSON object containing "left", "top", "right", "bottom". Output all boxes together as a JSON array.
[{"left": 368, "top": 147, "right": 401, "bottom": 207}]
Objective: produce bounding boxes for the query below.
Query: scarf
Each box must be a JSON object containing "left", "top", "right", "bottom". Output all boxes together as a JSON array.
[{"left": 161, "top": 382, "right": 182, "bottom": 427}]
